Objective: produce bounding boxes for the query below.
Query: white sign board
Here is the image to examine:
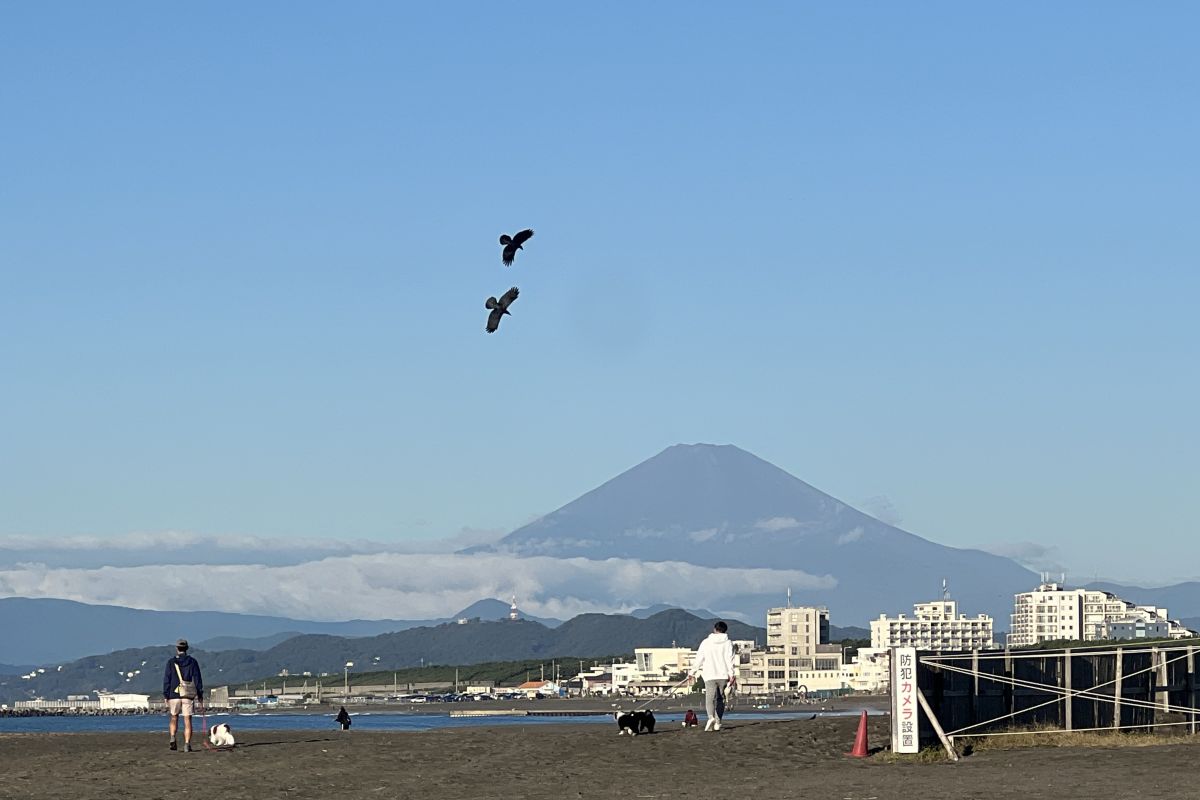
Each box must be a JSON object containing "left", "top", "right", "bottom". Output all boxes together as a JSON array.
[{"left": 890, "top": 646, "right": 919, "bottom": 753}]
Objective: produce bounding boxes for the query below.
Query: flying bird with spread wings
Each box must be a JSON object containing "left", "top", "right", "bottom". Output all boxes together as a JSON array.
[
  {"left": 499, "top": 229, "right": 534, "bottom": 266},
  {"left": 485, "top": 287, "right": 519, "bottom": 333}
]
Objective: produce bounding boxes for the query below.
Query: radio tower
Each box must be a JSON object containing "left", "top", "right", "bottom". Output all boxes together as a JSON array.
[{"left": 509, "top": 596, "right": 519, "bottom": 621}]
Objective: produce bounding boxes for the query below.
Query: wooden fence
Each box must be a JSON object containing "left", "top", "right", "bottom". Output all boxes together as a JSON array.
[{"left": 914, "top": 642, "right": 1200, "bottom": 744}]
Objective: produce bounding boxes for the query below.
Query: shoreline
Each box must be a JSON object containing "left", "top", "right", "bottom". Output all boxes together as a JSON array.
[
  {"left": 1, "top": 694, "right": 891, "bottom": 718},
  {"left": 2, "top": 716, "right": 1197, "bottom": 800}
]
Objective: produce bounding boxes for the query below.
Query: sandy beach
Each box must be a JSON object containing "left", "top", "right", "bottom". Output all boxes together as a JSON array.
[{"left": 2, "top": 713, "right": 1196, "bottom": 800}]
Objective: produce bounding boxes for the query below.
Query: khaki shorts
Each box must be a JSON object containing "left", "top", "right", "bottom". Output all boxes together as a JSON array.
[{"left": 168, "top": 698, "right": 195, "bottom": 717}]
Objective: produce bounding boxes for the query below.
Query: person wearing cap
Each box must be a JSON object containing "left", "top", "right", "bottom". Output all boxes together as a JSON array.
[{"left": 163, "top": 639, "right": 204, "bottom": 752}]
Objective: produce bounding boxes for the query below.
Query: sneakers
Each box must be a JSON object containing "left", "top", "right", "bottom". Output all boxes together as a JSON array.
[
  {"left": 168, "top": 740, "right": 177, "bottom": 751},
  {"left": 184, "top": 743, "right": 193, "bottom": 752},
  {"left": 713, "top": 720, "right": 722, "bottom": 731}
]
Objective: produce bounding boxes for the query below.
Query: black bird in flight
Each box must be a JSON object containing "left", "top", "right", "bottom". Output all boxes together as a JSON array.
[
  {"left": 485, "top": 287, "right": 519, "bottom": 333},
  {"left": 499, "top": 229, "right": 534, "bottom": 266}
]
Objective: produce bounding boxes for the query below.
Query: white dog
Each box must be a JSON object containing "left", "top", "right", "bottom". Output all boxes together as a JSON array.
[{"left": 208, "top": 722, "right": 236, "bottom": 748}]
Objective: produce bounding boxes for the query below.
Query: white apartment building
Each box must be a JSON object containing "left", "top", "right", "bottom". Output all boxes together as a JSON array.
[
  {"left": 97, "top": 692, "right": 150, "bottom": 710},
  {"left": 870, "top": 600, "right": 995, "bottom": 652},
  {"left": 1008, "top": 582, "right": 1194, "bottom": 646},
  {"left": 633, "top": 647, "right": 694, "bottom": 679},
  {"left": 845, "top": 647, "right": 890, "bottom": 693}
]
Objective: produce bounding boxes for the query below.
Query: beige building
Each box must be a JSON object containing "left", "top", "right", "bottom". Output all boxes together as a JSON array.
[
  {"left": 736, "top": 605, "right": 846, "bottom": 695},
  {"left": 871, "top": 600, "right": 995, "bottom": 651}
]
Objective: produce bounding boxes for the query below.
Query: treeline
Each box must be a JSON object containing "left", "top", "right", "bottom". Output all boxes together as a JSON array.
[{"left": 241, "top": 655, "right": 631, "bottom": 693}]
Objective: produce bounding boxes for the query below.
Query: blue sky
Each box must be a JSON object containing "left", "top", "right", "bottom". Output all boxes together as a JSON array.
[{"left": 2, "top": 2, "right": 1197, "bottom": 585}]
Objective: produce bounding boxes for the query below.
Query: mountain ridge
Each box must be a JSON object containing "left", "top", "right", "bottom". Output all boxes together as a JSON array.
[
  {"left": 470, "top": 443, "right": 1039, "bottom": 623},
  {"left": 0, "top": 597, "right": 561, "bottom": 665},
  {"left": 0, "top": 609, "right": 763, "bottom": 704}
]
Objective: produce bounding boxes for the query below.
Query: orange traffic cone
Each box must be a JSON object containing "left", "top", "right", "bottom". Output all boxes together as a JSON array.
[{"left": 846, "top": 710, "right": 869, "bottom": 758}]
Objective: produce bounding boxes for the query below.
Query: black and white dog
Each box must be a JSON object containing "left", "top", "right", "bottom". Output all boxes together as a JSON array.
[
  {"left": 208, "top": 722, "right": 236, "bottom": 748},
  {"left": 614, "top": 710, "right": 656, "bottom": 736}
]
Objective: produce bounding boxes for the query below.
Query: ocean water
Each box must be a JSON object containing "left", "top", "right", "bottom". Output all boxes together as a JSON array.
[{"left": 0, "top": 709, "right": 868, "bottom": 735}]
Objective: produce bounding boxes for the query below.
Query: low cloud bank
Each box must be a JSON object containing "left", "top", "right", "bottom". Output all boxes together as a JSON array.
[{"left": 0, "top": 551, "right": 835, "bottom": 622}]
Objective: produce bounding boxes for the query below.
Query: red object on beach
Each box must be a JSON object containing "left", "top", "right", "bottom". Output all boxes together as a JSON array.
[{"left": 846, "top": 710, "right": 869, "bottom": 758}]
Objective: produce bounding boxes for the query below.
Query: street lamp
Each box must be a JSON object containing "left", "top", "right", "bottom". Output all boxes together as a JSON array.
[{"left": 344, "top": 661, "right": 354, "bottom": 697}]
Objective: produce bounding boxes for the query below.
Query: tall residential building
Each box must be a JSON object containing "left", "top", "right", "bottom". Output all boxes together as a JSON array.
[
  {"left": 736, "top": 605, "right": 844, "bottom": 695},
  {"left": 870, "top": 600, "right": 995, "bottom": 651},
  {"left": 1008, "top": 582, "right": 1194, "bottom": 646},
  {"left": 766, "top": 605, "right": 830, "bottom": 657}
]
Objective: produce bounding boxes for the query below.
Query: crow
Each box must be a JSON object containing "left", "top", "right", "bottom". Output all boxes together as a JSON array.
[
  {"left": 499, "top": 229, "right": 534, "bottom": 266},
  {"left": 485, "top": 287, "right": 519, "bottom": 333}
]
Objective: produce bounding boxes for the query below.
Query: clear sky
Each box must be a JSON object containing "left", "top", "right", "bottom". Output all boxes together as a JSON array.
[{"left": 2, "top": 2, "right": 1197, "bottom": 585}]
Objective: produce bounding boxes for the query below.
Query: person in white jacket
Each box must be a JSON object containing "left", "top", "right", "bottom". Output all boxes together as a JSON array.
[{"left": 689, "top": 621, "right": 737, "bottom": 731}]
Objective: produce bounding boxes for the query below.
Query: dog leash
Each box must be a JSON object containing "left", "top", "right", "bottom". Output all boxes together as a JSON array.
[{"left": 633, "top": 675, "right": 694, "bottom": 712}]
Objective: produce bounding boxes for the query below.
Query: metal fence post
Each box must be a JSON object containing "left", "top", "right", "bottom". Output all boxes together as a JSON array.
[
  {"left": 1112, "top": 647, "right": 1123, "bottom": 730},
  {"left": 1063, "top": 648, "right": 1072, "bottom": 731}
]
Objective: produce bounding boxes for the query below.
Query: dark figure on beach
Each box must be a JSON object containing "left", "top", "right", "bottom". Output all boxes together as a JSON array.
[
  {"left": 684, "top": 709, "right": 699, "bottom": 727},
  {"left": 499, "top": 229, "right": 533, "bottom": 266},
  {"left": 336, "top": 706, "right": 352, "bottom": 731},
  {"left": 163, "top": 638, "right": 204, "bottom": 752},
  {"left": 485, "top": 287, "right": 519, "bottom": 333}
]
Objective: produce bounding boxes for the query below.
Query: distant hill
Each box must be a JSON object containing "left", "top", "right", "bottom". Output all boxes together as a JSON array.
[
  {"left": 467, "top": 443, "right": 1037, "bottom": 623},
  {"left": 0, "top": 597, "right": 562, "bottom": 665},
  {"left": 450, "top": 599, "right": 563, "bottom": 628},
  {"left": 830, "top": 625, "right": 869, "bottom": 641},
  {"left": 629, "top": 604, "right": 723, "bottom": 620},
  {"left": 0, "top": 610, "right": 763, "bottom": 704},
  {"left": 0, "top": 597, "right": 433, "bottom": 665},
  {"left": 195, "top": 631, "right": 306, "bottom": 652}
]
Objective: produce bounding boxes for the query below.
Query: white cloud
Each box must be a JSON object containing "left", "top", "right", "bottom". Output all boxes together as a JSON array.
[
  {"left": 836, "top": 527, "right": 864, "bottom": 546},
  {"left": 754, "top": 517, "right": 799, "bottom": 532},
  {"left": 0, "top": 553, "right": 836, "bottom": 622},
  {"left": 0, "top": 529, "right": 510, "bottom": 570}
]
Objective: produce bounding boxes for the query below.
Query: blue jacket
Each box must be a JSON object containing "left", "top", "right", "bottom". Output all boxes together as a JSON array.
[{"left": 163, "top": 654, "right": 204, "bottom": 701}]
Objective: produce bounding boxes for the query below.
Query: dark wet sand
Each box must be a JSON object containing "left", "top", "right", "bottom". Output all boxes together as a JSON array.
[{"left": 1, "top": 715, "right": 1195, "bottom": 800}]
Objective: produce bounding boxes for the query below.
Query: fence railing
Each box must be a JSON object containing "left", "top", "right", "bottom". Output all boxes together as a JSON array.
[{"left": 910, "top": 641, "right": 1200, "bottom": 746}]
